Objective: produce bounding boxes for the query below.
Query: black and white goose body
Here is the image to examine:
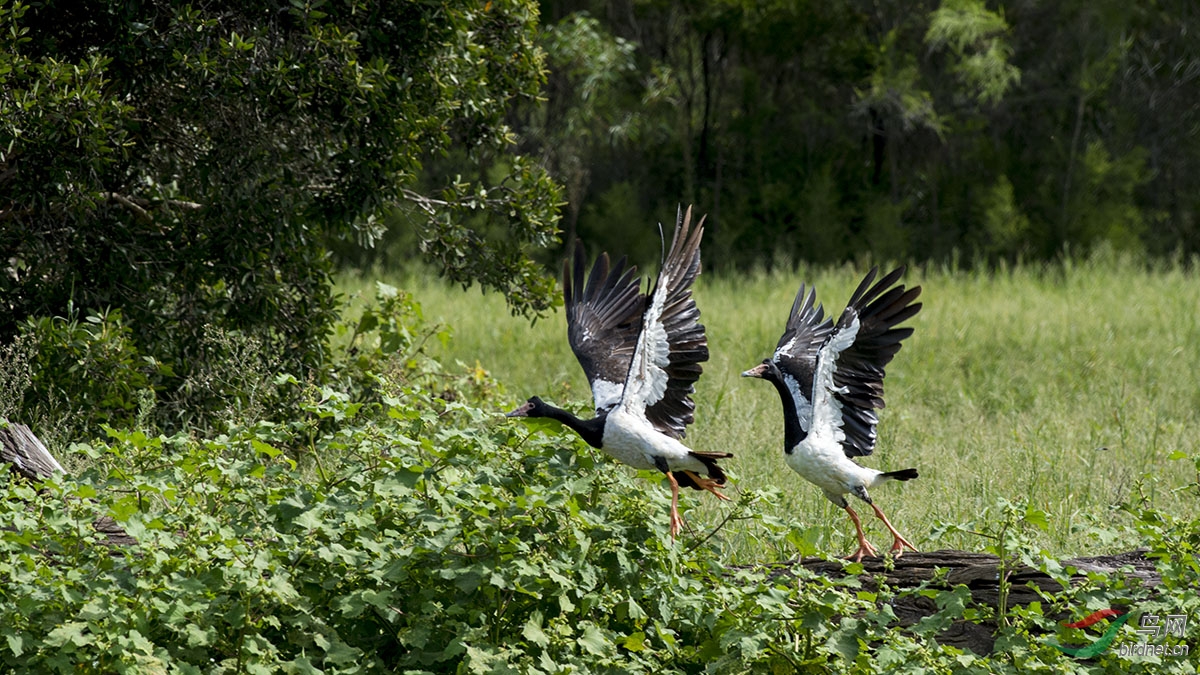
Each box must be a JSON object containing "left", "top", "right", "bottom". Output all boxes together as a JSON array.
[
  {"left": 742, "top": 267, "right": 921, "bottom": 560},
  {"left": 508, "top": 207, "right": 730, "bottom": 537}
]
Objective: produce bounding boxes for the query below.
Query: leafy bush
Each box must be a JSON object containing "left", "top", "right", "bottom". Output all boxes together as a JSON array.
[
  {"left": 2, "top": 0, "right": 562, "bottom": 439},
  {"left": 2, "top": 370, "right": 1197, "bottom": 672},
  {"left": 17, "top": 308, "right": 162, "bottom": 446},
  {"left": 0, "top": 388, "right": 863, "bottom": 673},
  {"left": 8, "top": 279, "right": 448, "bottom": 445}
]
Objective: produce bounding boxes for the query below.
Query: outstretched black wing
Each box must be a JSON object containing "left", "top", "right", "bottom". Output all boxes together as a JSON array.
[
  {"left": 620, "top": 206, "right": 709, "bottom": 439},
  {"left": 827, "top": 266, "right": 922, "bottom": 457},
  {"left": 564, "top": 242, "right": 646, "bottom": 413},
  {"left": 770, "top": 283, "right": 836, "bottom": 432}
]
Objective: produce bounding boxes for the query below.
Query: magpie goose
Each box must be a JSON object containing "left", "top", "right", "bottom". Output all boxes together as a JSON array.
[
  {"left": 507, "top": 207, "right": 730, "bottom": 538},
  {"left": 742, "top": 267, "right": 921, "bottom": 561}
]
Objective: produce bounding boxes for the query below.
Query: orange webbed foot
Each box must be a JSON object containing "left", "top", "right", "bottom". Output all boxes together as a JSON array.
[{"left": 681, "top": 470, "right": 731, "bottom": 502}]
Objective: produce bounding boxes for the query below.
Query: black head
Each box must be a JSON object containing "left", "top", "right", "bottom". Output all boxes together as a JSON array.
[
  {"left": 504, "top": 395, "right": 605, "bottom": 448},
  {"left": 505, "top": 396, "right": 546, "bottom": 417},
  {"left": 740, "top": 359, "right": 781, "bottom": 382}
]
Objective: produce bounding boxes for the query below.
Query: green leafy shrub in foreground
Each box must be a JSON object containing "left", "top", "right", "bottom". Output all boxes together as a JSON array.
[{"left": 2, "top": 383, "right": 1197, "bottom": 673}]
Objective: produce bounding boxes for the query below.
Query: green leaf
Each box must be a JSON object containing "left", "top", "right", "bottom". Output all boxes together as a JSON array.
[
  {"left": 294, "top": 506, "right": 327, "bottom": 531},
  {"left": 251, "top": 439, "right": 282, "bottom": 459},
  {"left": 622, "top": 631, "right": 647, "bottom": 653},
  {"left": 108, "top": 494, "right": 140, "bottom": 521},
  {"left": 513, "top": 416, "right": 567, "bottom": 435},
  {"left": 1024, "top": 504, "right": 1050, "bottom": 531},
  {"left": 286, "top": 655, "right": 322, "bottom": 675},
  {"left": 322, "top": 639, "right": 362, "bottom": 666},
  {"left": 786, "top": 525, "right": 821, "bottom": 557},
  {"left": 184, "top": 623, "right": 213, "bottom": 647},
  {"left": 522, "top": 611, "right": 549, "bottom": 647},
  {"left": 577, "top": 624, "right": 612, "bottom": 656},
  {"left": 45, "top": 622, "right": 92, "bottom": 648},
  {"left": 827, "top": 625, "right": 860, "bottom": 660},
  {"left": 5, "top": 632, "right": 24, "bottom": 657},
  {"left": 375, "top": 281, "right": 398, "bottom": 299}
]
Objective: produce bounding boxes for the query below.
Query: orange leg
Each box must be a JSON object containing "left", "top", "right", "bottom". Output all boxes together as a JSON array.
[
  {"left": 665, "top": 471, "right": 685, "bottom": 539},
  {"left": 870, "top": 503, "right": 917, "bottom": 557},
  {"left": 681, "top": 470, "right": 731, "bottom": 502},
  {"left": 844, "top": 506, "right": 879, "bottom": 562}
]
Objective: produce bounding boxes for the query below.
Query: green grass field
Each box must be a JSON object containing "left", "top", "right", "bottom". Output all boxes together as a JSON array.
[{"left": 340, "top": 254, "right": 1200, "bottom": 561}]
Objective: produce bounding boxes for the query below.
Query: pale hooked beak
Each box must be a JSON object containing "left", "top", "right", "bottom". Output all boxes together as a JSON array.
[
  {"left": 505, "top": 401, "right": 535, "bottom": 417},
  {"left": 741, "top": 364, "right": 769, "bottom": 378}
]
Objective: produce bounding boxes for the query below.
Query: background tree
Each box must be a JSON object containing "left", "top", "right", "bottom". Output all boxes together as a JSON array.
[
  {"left": 521, "top": 13, "right": 639, "bottom": 248},
  {"left": 523, "top": 0, "right": 1200, "bottom": 269}
]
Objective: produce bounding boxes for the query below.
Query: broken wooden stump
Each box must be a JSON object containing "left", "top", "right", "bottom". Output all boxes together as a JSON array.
[
  {"left": 1, "top": 421, "right": 134, "bottom": 547},
  {"left": 0, "top": 421, "right": 65, "bottom": 481}
]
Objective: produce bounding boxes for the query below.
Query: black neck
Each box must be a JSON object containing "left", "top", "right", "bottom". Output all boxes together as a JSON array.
[
  {"left": 764, "top": 372, "right": 807, "bottom": 452},
  {"left": 536, "top": 403, "right": 606, "bottom": 449}
]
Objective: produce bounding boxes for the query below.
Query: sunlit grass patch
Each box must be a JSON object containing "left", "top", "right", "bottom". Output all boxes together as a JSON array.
[{"left": 339, "top": 254, "right": 1200, "bottom": 561}]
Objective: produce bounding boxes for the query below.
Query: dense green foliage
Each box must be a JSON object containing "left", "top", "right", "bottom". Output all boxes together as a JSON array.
[
  {"left": 515, "top": 0, "right": 1200, "bottom": 268},
  {"left": 2, "top": 286, "right": 1197, "bottom": 673},
  {"left": 0, "top": 0, "right": 561, "bottom": 432}
]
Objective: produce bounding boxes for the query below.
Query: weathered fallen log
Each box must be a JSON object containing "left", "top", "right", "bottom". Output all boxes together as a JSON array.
[
  {"left": 1, "top": 422, "right": 134, "bottom": 547},
  {"left": 797, "top": 548, "right": 1159, "bottom": 603},
  {"left": 760, "top": 549, "right": 1160, "bottom": 654}
]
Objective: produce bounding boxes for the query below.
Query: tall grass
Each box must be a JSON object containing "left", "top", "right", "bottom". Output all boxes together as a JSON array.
[{"left": 339, "top": 254, "right": 1200, "bottom": 561}]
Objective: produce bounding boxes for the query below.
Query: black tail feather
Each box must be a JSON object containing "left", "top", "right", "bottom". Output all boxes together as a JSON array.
[
  {"left": 676, "top": 450, "right": 733, "bottom": 489},
  {"left": 881, "top": 468, "right": 918, "bottom": 481}
]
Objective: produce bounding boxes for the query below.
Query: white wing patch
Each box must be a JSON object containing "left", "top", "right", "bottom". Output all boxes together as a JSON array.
[
  {"left": 621, "top": 274, "right": 672, "bottom": 418},
  {"left": 591, "top": 378, "right": 624, "bottom": 412},
  {"left": 777, "top": 336, "right": 801, "bottom": 360},
  {"left": 782, "top": 372, "right": 813, "bottom": 432},
  {"left": 808, "top": 313, "right": 861, "bottom": 443}
]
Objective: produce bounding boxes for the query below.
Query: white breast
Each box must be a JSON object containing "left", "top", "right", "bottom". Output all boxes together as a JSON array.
[
  {"left": 601, "top": 409, "right": 701, "bottom": 473},
  {"left": 785, "top": 437, "right": 875, "bottom": 497}
]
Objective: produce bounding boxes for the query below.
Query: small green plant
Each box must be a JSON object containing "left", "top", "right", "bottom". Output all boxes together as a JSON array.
[{"left": 931, "top": 498, "right": 1061, "bottom": 628}]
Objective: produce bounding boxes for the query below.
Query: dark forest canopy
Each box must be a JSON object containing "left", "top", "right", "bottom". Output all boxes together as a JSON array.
[{"left": 512, "top": 0, "right": 1200, "bottom": 270}]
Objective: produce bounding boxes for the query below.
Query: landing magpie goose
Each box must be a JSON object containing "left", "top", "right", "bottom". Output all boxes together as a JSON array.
[{"left": 742, "top": 267, "right": 921, "bottom": 560}]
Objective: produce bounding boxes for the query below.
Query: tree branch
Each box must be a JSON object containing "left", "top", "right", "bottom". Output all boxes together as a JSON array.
[
  {"left": 400, "top": 188, "right": 452, "bottom": 216},
  {"left": 103, "top": 192, "right": 152, "bottom": 223},
  {"left": 102, "top": 192, "right": 204, "bottom": 217},
  {"left": 399, "top": 188, "right": 513, "bottom": 216}
]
